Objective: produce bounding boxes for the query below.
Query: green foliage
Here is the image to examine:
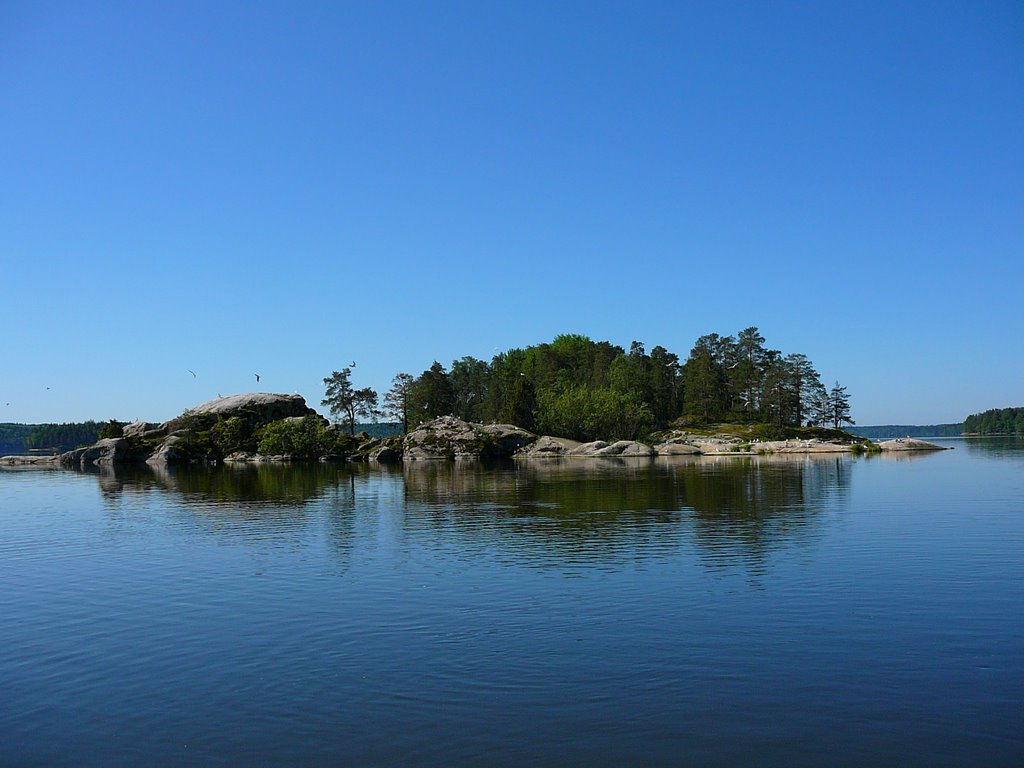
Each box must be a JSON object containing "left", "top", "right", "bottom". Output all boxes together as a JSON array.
[
  {"left": 536, "top": 384, "right": 654, "bottom": 442},
  {"left": 255, "top": 416, "right": 352, "bottom": 459},
  {"left": 408, "top": 362, "right": 455, "bottom": 428},
  {"left": 211, "top": 415, "right": 254, "bottom": 455},
  {"left": 98, "top": 419, "right": 125, "bottom": 439},
  {"left": 963, "top": 407, "right": 1024, "bottom": 435}
]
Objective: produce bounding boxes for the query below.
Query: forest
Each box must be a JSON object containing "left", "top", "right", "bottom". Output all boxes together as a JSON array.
[
  {"left": 962, "top": 408, "right": 1024, "bottom": 435},
  {"left": 0, "top": 423, "right": 103, "bottom": 454},
  {"left": 325, "top": 327, "right": 854, "bottom": 442}
]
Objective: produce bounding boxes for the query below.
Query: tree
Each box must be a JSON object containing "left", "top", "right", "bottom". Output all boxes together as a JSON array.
[
  {"left": 682, "top": 345, "right": 726, "bottom": 422},
  {"left": 828, "top": 381, "right": 854, "bottom": 428},
  {"left": 322, "top": 368, "right": 378, "bottom": 435},
  {"left": 408, "top": 361, "right": 455, "bottom": 428},
  {"left": 383, "top": 373, "right": 415, "bottom": 434},
  {"left": 784, "top": 353, "right": 822, "bottom": 427},
  {"left": 98, "top": 419, "right": 125, "bottom": 439},
  {"left": 449, "top": 356, "right": 490, "bottom": 422}
]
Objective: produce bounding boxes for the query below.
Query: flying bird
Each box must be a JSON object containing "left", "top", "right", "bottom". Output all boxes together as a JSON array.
[
  {"left": 187, "top": 369, "right": 197, "bottom": 378},
  {"left": 350, "top": 361, "right": 356, "bottom": 367},
  {"left": 255, "top": 373, "right": 261, "bottom": 383}
]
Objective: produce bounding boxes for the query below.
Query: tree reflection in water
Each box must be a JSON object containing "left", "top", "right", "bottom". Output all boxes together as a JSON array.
[{"left": 89, "top": 455, "right": 853, "bottom": 572}]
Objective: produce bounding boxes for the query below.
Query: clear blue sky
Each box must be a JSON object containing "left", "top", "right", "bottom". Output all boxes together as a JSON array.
[{"left": 2, "top": 0, "right": 1021, "bottom": 425}]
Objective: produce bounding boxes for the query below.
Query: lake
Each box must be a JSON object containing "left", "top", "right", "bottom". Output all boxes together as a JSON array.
[{"left": 2, "top": 439, "right": 1021, "bottom": 766}]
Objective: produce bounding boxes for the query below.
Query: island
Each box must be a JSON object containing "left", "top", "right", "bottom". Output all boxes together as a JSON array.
[{"left": 1, "top": 391, "right": 950, "bottom": 470}]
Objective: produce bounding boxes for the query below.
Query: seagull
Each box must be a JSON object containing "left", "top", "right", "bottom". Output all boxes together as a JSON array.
[
  {"left": 187, "top": 369, "right": 197, "bottom": 378},
  {"left": 254, "top": 373, "right": 261, "bottom": 383}
]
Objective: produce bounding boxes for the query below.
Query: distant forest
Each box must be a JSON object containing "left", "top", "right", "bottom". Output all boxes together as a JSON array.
[
  {"left": 963, "top": 408, "right": 1024, "bottom": 435},
  {"left": 0, "top": 421, "right": 102, "bottom": 454},
  {"left": 847, "top": 424, "right": 963, "bottom": 439},
  {"left": 333, "top": 327, "right": 854, "bottom": 442}
]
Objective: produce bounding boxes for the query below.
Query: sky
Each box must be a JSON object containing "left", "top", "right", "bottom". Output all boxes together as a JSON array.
[{"left": 1, "top": 0, "right": 1021, "bottom": 426}]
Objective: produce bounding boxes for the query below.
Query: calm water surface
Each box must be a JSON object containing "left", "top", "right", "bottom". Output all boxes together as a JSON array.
[{"left": 1, "top": 439, "right": 1022, "bottom": 766}]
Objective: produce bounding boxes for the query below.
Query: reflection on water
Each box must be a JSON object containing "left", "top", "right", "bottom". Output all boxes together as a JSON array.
[
  {"left": 956, "top": 434, "right": 1024, "bottom": 458},
  {"left": 3, "top": 446, "right": 1022, "bottom": 768},
  {"left": 87, "top": 455, "right": 854, "bottom": 571}
]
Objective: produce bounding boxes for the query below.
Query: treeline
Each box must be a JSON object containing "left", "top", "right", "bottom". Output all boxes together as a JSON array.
[
  {"left": 848, "top": 424, "right": 963, "bottom": 439},
  {"left": 1, "top": 422, "right": 104, "bottom": 454},
  {"left": 24, "top": 422, "right": 103, "bottom": 452},
  {"left": 963, "top": 408, "right": 1024, "bottom": 435},
  {"left": 325, "top": 328, "right": 854, "bottom": 442},
  {"left": 0, "top": 423, "right": 34, "bottom": 454}
]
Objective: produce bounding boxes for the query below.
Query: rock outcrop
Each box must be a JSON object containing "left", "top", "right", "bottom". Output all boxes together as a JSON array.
[
  {"left": 0, "top": 454, "right": 61, "bottom": 467},
  {"left": 514, "top": 435, "right": 581, "bottom": 457},
  {"left": 164, "top": 393, "right": 317, "bottom": 432},
  {"left": 403, "top": 416, "right": 530, "bottom": 460},
  {"left": 569, "top": 440, "right": 654, "bottom": 457},
  {"left": 55, "top": 392, "right": 323, "bottom": 468},
  {"left": 61, "top": 437, "right": 142, "bottom": 468},
  {"left": 878, "top": 438, "right": 948, "bottom": 451}
]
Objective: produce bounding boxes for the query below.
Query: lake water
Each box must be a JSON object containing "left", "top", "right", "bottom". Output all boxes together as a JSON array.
[{"left": 2, "top": 439, "right": 1022, "bottom": 766}]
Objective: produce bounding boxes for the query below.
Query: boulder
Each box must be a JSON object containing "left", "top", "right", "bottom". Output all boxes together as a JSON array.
[
  {"left": 369, "top": 445, "right": 402, "bottom": 463},
  {"left": 122, "top": 421, "right": 165, "bottom": 438},
  {"left": 163, "top": 393, "right": 317, "bottom": 432},
  {"left": 878, "top": 438, "right": 947, "bottom": 452},
  {"left": 0, "top": 454, "right": 61, "bottom": 467},
  {"left": 60, "top": 437, "right": 138, "bottom": 468},
  {"left": 479, "top": 423, "right": 536, "bottom": 455},
  {"left": 570, "top": 440, "right": 609, "bottom": 456},
  {"left": 515, "top": 435, "right": 582, "bottom": 458},
  {"left": 655, "top": 442, "right": 702, "bottom": 456},
  {"left": 570, "top": 440, "right": 653, "bottom": 457},
  {"left": 146, "top": 435, "right": 189, "bottom": 466},
  {"left": 403, "top": 416, "right": 537, "bottom": 460}
]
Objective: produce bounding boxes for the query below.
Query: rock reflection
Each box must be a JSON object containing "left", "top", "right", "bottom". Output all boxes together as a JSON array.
[{"left": 86, "top": 456, "right": 854, "bottom": 571}]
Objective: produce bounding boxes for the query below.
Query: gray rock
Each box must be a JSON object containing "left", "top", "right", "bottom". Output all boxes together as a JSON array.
[
  {"left": 571, "top": 440, "right": 653, "bottom": 457},
  {"left": 0, "top": 454, "right": 61, "bottom": 467},
  {"left": 655, "top": 442, "right": 702, "bottom": 455},
  {"left": 369, "top": 445, "right": 402, "bottom": 463},
  {"left": 479, "top": 423, "right": 536, "bottom": 454},
  {"left": 515, "top": 435, "right": 582, "bottom": 457},
  {"left": 59, "top": 437, "right": 139, "bottom": 468},
  {"left": 122, "top": 421, "right": 162, "bottom": 438},
  {"left": 403, "top": 416, "right": 537, "bottom": 460},
  {"left": 163, "top": 393, "right": 317, "bottom": 433},
  {"left": 146, "top": 435, "right": 188, "bottom": 466},
  {"left": 878, "top": 438, "right": 947, "bottom": 452},
  {"left": 569, "top": 440, "right": 609, "bottom": 456}
]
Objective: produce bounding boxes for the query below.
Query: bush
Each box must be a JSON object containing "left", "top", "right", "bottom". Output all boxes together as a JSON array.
[
  {"left": 255, "top": 416, "right": 349, "bottom": 459},
  {"left": 98, "top": 420, "right": 125, "bottom": 439}
]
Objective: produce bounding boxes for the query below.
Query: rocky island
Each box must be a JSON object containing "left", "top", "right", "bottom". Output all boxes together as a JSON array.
[{"left": 0, "top": 392, "right": 950, "bottom": 470}]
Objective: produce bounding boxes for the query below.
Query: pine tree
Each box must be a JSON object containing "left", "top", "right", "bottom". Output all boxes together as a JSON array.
[
  {"left": 322, "top": 368, "right": 378, "bottom": 435},
  {"left": 828, "top": 381, "right": 854, "bottom": 429},
  {"left": 383, "top": 373, "right": 415, "bottom": 434}
]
